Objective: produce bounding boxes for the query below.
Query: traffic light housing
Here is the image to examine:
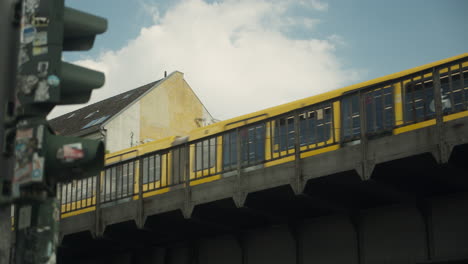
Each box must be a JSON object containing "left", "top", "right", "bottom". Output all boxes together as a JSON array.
[
  {"left": 16, "top": 0, "right": 107, "bottom": 116},
  {"left": 14, "top": 0, "right": 107, "bottom": 192}
]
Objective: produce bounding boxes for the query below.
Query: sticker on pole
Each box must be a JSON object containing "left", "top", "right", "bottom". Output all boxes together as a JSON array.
[
  {"left": 57, "top": 143, "right": 85, "bottom": 163},
  {"left": 13, "top": 127, "right": 45, "bottom": 185}
]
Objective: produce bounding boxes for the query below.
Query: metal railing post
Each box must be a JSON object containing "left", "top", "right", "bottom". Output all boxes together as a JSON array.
[
  {"left": 137, "top": 158, "right": 144, "bottom": 228},
  {"left": 94, "top": 172, "right": 102, "bottom": 237}
]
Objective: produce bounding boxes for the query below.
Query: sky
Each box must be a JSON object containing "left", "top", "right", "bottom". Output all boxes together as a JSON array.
[{"left": 49, "top": 0, "right": 468, "bottom": 120}]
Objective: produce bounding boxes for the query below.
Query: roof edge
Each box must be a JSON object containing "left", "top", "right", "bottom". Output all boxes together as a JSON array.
[{"left": 101, "top": 72, "right": 179, "bottom": 128}]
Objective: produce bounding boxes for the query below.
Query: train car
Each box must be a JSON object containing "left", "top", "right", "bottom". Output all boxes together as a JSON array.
[{"left": 59, "top": 53, "right": 468, "bottom": 218}]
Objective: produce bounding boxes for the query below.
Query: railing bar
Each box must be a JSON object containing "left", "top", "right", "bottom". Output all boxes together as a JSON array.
[
  {"left": 279, "top": 119, "right": 283, "bottom": 158},
  {"left": 400, "top": 81, "right": 405, "bottom": 124},
  {"left": 371, "top": 91, "right": 376, "bottom": 133},
  {"left": 209, "top": 139, "right": 212, "bottom": 175},
  {"left": 348, "top": 97, "right": 352, "bottom": 140},
  {"left": 194, "top": 144, "right": 198, "bottom": 179},
  {"left": 380, "top": 89, "right": 385, "bottom": 132},
  {"left": 227, "top": 133, "right": 231, "bottom": 171},
  {"left": 165, "top": 152, "right": 169, "bottom": 187},
  {"left": 330, "top": 105, "right": 335, "bottom": 144},
  {"left": 80, "top": 178, "right": 84, "bottom": 208},
  {"left": 420, "top": 74, "right": 427, "bottom": 119},
  {"left": 214, "top": 137, "right": 218, "bottom": 173},
  {"left": 158, "top": 155, "right": 161, "bottom": 187},
  {"left": 171, "top": 150, "right": 175, "bottom": 185},
  {"left": 202, "top": 142, "right": 204, "bottom": 177},
  {"left": 127, "top": 162, "right": 130, "bottom": 197},
  {"left": 84, "top": 178, "right": 88, "bottom": 207},
  {"left": 410, "top": 78, "right": 416, "bottom": 123},
  {"left": 324, "top": 108, "right": 328, "bottom": 144},
  {"left": 110, "top": 168, "right": 113, "bottom": 201},
  {"left": 105, "top": 169, "right": 108, "bottom": 202},
  {"left": 121, "top": 166, "right": 125, "bottom": 196},
  {"left": 269, "top": 121, "right": 273, "bottom": 161},
  {"left": 460, "top": 63, "right": 467, "bottom": 109},
  {"left": 113, "top": 167, "right": 116, "bottom": 200},
  {"left": 315, "top": 109, "right": 319, "bottom": 148},
  {"left": 448, "top": 66, "right": 455, "bottom": 113},
  {"left": 255, "top": 126, "right": 259, "bottom": 164},
  {"left": 151, "top": 155, "right": 155, "bottom": 187},
  {"left": 91, "top": 175, "right": 95, "bottom": 206},
  {"left": 152, "top": 155, "right": 155, "bottom": 190},
  {"left": 101, "top": 171, "right": 104, "bottom": 203},
  {"left": 303, "top": 111, "right": 308, "bottom": 149},
  {"left": 178, "top": 147, "right": 181, "bottom": 184},
  {"left": 65, "top": 183, "right": 68, "bottom": 212}
]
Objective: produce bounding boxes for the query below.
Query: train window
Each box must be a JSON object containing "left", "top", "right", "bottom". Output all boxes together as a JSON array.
[
  {"left": 275, "top": 117, "right": 295, "bottom": 151},
  {"left": 342, "top": 94, "right": 361, "bottom": 140},
  {"left": 440, "top": 70, "right": 468, "bottom": 113},
  {"left": 194, "top": 138, "right": 216, "bottom": 171},
  {"left": 404, "top": 78, "right": 434, "bottom": 123},
  {"left": 223, "top": 131, "right": 237, "bottom": 170},
  {"left": 241, "top": 124, "right": 265, "bottom": 166},
  {"left": 171, "top": 147, "right": 186, "bottom": 185},
  {"left": 142, "top": 154, "right": 161, "bottom": 184},
  {"left": 223, "top": 124, "right": 265, "bottom": 170},
  {"left": 103, "top": 161, "right": 135, "bottom": 200},
  {"left": 299, "top": 105, "right": 332, "bottom": 146},
  {"left": 59, "top": 176, "right": 96, "bottom": 205},
  {"left": 365, "top": 86, "right": 394, "bottom": 135},
  {"left": 120, "top": 162, "right": 134, "bottom": 196}
]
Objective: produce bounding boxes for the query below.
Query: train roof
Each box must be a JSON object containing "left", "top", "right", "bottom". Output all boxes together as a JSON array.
[{"left": 187, "top": 53, "right": 468, "bottom": 141}]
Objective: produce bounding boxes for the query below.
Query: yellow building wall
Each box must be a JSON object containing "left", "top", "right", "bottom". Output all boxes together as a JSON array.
[{"left": 139, "top": 71, "right": 213, "bottom": 142}]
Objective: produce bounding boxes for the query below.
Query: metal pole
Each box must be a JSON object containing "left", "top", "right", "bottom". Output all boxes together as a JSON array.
[
  {"left": 1, "top": 0, "right": 21, "bottom": 263},
  {"left": 14, "top": 193, "right": 60, "bottom": 264},
  {"left": 0, "top": 206, "right": 13, "bottom": 264}
]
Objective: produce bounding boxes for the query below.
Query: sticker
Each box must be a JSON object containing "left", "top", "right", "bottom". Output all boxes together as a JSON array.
[
  {"left": 24, "top": 0, "right": 40, "bottom": 14},
  {"left": 34, "top": 80, "right": 50, "bottom": 102},
  {"left": 47, "top": 75, "right": 60, "bottom": 87},
  {"left": 18, "top": 205, "right": 32, "bottom": 230},
  {"left": 33, "top": 31, "right": 47, "bottom": 46},
  {"left": 16, "top": 127, "right": 33, "bottom": 140},
  {"left": 31, "top": 154, "right": 44, "bottom": 180},
  {"left": 57, "top": 143, "right": 85, "bottom": 163},
  {"left": 14, "top": 127, "right": 44, "bottom": 184},
  {"left": 32, "top": 46, "right": 48, "bottom": 56},
  {"left": 21, "top": 25, "right": 36, "bottom": 44},
  {"left": 34, "top": 17, "right": 49, "bottom": 27},
  {"left": 18, "top": 75, "right": 38, "bottom": 95},
  {"left": 38, "top": 61, "right": 49, "bottom": 77},
  {"left": 18, "top": 48, "right": 30, "bottom": 65}
]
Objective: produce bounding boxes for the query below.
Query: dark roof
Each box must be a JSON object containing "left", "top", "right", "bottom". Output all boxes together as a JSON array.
[{"left": 49, "top": 79, "right": 161, "bottom": 136}]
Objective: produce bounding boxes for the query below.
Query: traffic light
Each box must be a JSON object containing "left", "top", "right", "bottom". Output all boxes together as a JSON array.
[
  {"left": 14, "top": 0, "right": 107, "bottom": 191},
  {"left": 12, "top": 1, "right": 108, "bottom": 262},
  {"left": 13, "top": 0, "right": 107, "bottom": 263}
]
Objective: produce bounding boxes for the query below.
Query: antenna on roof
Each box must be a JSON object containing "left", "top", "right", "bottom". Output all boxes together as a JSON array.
[{"left": 164, "top": 71, "right": 167, "bottom": 78}]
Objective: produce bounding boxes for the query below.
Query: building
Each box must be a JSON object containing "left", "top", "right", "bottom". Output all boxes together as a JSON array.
[{"left": 49, "top": 71, "right": 214, "bottom": 153}]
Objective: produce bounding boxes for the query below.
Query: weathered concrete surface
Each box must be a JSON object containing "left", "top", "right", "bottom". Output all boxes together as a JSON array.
[{"left": 58, "top": 117, "right": 468, "bottom": 263}]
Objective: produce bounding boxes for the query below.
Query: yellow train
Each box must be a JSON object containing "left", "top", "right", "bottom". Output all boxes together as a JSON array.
[{"left": 59, "top": 53, "right": 468, "bottom": 218}]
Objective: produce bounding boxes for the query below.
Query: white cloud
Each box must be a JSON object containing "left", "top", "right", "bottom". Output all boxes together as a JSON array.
[
  {"left": 49, "top": 0, "right": 359, "bottom": 120},
  {"left": 299, "top": 0, "right": 329, "bottom": 11}
]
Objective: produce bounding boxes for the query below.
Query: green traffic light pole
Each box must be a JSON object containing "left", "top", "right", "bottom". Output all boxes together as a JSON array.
[
  {"left": 1, "top": 0, "right": 21, "bottom": 263},
  {"left": 10, "top": 0, "right": 107, "bottom": 263}
]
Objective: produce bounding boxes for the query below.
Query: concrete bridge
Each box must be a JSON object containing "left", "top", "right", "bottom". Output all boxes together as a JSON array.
[{"left": 58, "top": 115, "right": 468, "bottom": 264}]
